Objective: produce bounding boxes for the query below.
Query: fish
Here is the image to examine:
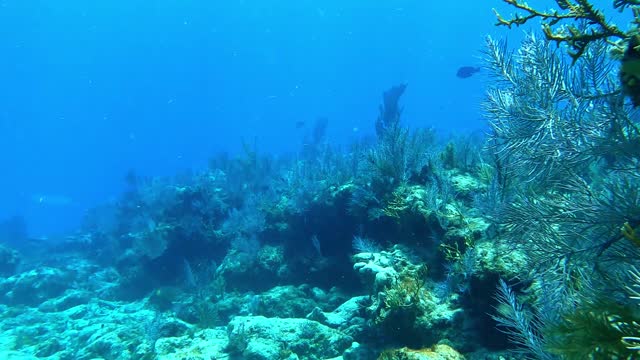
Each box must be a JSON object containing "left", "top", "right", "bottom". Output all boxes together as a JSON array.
[
  {"left": 31, "top": 194, "right": 73, "bottom": 206},
  {"left": 295, "top": 120, "right": 306, "bottom": 129},
  {"left": 456, "top": 66, "right": 481, "bottom": 78}
]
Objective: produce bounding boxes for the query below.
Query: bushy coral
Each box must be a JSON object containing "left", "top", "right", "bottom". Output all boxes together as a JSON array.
[
  {"left": 484, "top": 31, "right": 640, "bottom": 268},
  {"left": 484, "top": 29, "right": 640, "bottom": 359}
]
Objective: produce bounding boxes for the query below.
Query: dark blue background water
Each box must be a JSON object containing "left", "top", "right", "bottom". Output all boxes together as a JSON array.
[{"left": 0, "top": 0, "right": 531, "bottom": 236}]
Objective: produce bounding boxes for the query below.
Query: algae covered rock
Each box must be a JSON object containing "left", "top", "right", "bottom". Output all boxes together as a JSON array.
[
  {"left": 378, "top": 344, "right": 465, "bottom": 360},
  {"left": 154, "top": 328, "right": 228, "bottom": 360},
  {"left": 217, "top": 244, "right": 289, "bottom": 292},
  {"left": 450, "top": 173, "right": 484, "bottom": 197},
  {"left": 38, "top": 289, "right": 92, "bottom": 312},
  {"left": 353, "top": 251, "right": 399, "bottom": 293},
  {"left": 306, "top": 295, "right": 370, "bottom": 338},
  {"left": 473, "top": 241, "right": 527, "bottom": 280},
  {"left": 0, "top": 267, "right": 72, "bottom": 306},
  {"left": 258, "top": 285, "right": 320, "bottom": 318},
  {"left": 227, "top": 315, "right": 354, "bottom": 360}
]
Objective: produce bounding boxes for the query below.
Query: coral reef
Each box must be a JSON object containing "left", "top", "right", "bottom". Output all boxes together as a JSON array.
[{"left": 7, "top": 28, "right": 638, "bottom": 357}]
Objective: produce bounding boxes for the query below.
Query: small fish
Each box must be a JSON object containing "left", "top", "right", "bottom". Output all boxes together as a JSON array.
[
  {"left": 295, "top": 120, "right": 306, "bottom": 129},
  {"left": 456, "top": 66, "right": 481, "bottom": 79},
  {"left": 31, "top": 194, "right": 73, "bottom": 206}
]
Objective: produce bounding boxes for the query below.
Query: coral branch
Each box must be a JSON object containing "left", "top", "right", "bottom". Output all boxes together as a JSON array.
[{"left": 494, "top": 0, "right": 627, "bottom": 63}]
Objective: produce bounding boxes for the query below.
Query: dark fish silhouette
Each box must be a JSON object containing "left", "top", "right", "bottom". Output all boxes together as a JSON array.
[
  {"left": 456, "top": 66, "right": 481, "bottom": 78},
  {"left": 295, "top": 120, "right": 305, "bottom": 129}
]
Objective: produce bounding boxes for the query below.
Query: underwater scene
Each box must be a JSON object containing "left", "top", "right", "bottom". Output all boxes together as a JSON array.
[{"left": 2, "top": 0, "right": 640, "bottom": 359}]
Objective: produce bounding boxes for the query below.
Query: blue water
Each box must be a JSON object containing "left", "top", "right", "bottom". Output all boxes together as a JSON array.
[{"left": 1, "top": 0, "right": 523, "bottom": 236}]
